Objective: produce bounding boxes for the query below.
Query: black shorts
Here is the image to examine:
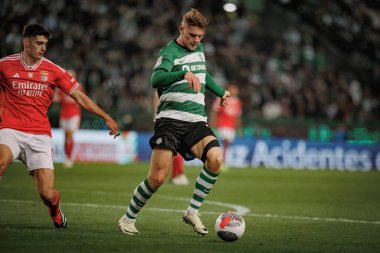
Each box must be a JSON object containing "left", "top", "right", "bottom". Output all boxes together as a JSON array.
[{"left": 149, "top": 118, "right": 217, "bottom": 161}]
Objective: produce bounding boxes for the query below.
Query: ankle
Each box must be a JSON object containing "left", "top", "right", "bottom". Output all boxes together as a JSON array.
[
  {"left": 41, "top": 190, "right": 59, "bottom": 208},
  {"left": 185, "top": 208, "right": 199, "bottom": 216}
]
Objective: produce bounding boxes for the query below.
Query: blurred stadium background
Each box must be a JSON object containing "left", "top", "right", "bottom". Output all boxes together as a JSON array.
[
  {"left": 1, "top": 2, "right": 380, "bottom": 252},
  {"left": 1, "top": 0, "right": 379, "bottom": 169}
]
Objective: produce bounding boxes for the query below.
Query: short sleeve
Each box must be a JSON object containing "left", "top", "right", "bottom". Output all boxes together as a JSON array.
[{"left": 56, "top": 70, "right": 79, "bottom": 95}]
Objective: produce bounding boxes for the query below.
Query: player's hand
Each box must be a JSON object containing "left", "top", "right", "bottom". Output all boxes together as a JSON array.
[
  {"left": 220, "top": 90, "right": 231, "bottom": 106},
  {"left": 184, "top": 71, "right": 201, "bottom": 92},
  {"left": 105, "top": 117, "right": 120, "bottom": 139}
]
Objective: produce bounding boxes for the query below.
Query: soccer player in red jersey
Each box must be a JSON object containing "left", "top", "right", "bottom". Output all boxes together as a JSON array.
[
  {"left": 210, "top": 84, "right": 242, "bottom": 167},
  {"left": 54, "top": 69, "right": 82, "bottom": 168},
  {"left": 0, "top": 23, "right": 119, "bottom": 228}
]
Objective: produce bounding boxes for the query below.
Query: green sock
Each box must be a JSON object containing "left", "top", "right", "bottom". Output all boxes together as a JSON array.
[
  {"left": 125, "top": 179, "right": 156, "bottom": 220},
  {"left": 186, "top": 166, "right": 219, "bottom": 214}
]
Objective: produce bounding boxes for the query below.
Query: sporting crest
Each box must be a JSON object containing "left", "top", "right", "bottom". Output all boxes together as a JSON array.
[{"left": 40, "top": 70, "right": 49, "bottom": 82}]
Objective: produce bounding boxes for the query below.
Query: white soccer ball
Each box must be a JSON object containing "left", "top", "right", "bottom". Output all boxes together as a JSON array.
[{"left": 215, "top": 211, "right": 245, "bottom": 242}]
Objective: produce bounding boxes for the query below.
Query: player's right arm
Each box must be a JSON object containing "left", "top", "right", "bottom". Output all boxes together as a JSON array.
[
  {"left": 151, "top": 47, "right": 201, "bottom": 92},
  {"left": 151, "top": 47, "right": 195, "bottom": 89},
  {"left": 151, "top": 52, "right": 186, "bottom": 88},
  {"left": 151, "top": 68, "right": 187, "bottom": 88},
  {"left": 152, "top": 68, "right": 201, "bottom": 92}
]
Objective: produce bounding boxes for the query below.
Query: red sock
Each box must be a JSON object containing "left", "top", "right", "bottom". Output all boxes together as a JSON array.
[
  {"left": 64, "top": 140, "right": 74, "bottom": 160},
  {"left": 171, "top": 155, "right": 184, "bottom": 179}
]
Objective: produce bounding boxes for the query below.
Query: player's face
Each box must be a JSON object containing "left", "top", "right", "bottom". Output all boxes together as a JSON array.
[
  {"left": 179, "top": 24, "right": 205, "bottom": 51},
  {"left": 24, "top": 35, "right": 49, "bottom": 60}
]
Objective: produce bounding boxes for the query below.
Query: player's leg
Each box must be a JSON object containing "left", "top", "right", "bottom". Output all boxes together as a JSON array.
[
  {"left": 61, "top": 116, "right": 79, "bottom": 169},
  {"left": 221, "top": 138, "right": 231, "bottom": 172},
  {"left": 0, "top": 129, "right": 22, "bottom": 181},
  {"left": 222, "top": 139, "right": 229, "bottom": 162},
  {"left": 218, "top": 128, "right": 235, "bottom": 170},
  {"left": 26, "top": 133, "right": 66, "bottom": 228},
  {"left": 171, "top": 154, "right": 188, "bottom": 185},
  {"left": 171, "top": 154, "right": 184, "bottom": 178},
  {"left": 32, "top": 168, "right": 67, "bottom": 228},
  {"left": 183, "top": 135, "right": 223, "bottom": 235},
  {"left": 63, "top": 129, "right": 74, "bottom": 168},
  {"left": 118, "top": 148, "right": 172, "bottom": 235},
  {"left": 0, "top": 144, "right": 13, "bottom": 181}
]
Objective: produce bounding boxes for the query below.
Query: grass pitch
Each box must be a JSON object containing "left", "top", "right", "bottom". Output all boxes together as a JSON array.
[{"left": 1, "top": 162, "right": 380, "bottom": 253}]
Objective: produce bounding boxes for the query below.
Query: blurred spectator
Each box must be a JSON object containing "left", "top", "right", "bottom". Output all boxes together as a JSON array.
[{"left": 1, "top": 0, "right": 378, "bottom": 134}]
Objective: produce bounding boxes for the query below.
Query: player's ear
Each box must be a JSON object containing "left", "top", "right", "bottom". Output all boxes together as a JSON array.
[
  {"left": 23, "top": 37, "right": 30, "bottom": 48},
  {"left": 179, "top": 24, "right": 185, "bottom": 34}
]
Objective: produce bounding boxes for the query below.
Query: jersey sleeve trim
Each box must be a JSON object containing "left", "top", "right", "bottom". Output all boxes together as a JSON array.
[{"left": 67, "top": 82, "right": 79, "bottom": 95}]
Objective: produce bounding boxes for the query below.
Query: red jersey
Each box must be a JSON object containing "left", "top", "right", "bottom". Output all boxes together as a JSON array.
[
  {"left": 212, "top": 96, "right": 242, "bottom": 129},
  {"left": 0, "top": 53, "right": 79, "bottom": 136},
  {"left": 57, "top": 84, "right": 82, "bottom": 119}
]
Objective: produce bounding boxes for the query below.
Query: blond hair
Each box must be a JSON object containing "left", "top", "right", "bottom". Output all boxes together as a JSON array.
[{"left": 182, "top": 8, "right": 208, "bottom": 29}]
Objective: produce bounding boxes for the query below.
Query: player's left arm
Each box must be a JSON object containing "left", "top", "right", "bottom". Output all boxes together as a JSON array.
[
  {"left": 205, "top": 72, "right": 230, "bottom": 106},
  {"left": 70, "top": 89, "right": 119, "bottom": 138}
]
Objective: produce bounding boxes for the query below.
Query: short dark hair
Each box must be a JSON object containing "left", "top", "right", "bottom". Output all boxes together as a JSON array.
[{"left": 22, "top": 23, "right": 52, "bottom": 39}]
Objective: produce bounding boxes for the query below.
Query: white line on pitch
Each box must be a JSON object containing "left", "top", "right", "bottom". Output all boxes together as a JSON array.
[
  {"left": 0, "top": 185, "right": 250, "bottom": 215},
  {"left": 1, "top": 199, "right": 380, "bottom": 225},
  {"left": 244, "top": 213, "right": 380, "bottom": 225}
]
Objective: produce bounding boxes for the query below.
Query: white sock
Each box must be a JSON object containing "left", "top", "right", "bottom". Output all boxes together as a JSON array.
[{"left": 185, "top": 207, "right": 199, "bottom": 215}]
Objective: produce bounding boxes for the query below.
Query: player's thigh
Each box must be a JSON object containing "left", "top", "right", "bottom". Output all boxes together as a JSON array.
[
  {"left": 0, "top": 144, "right": 14, "bottom": 166},
  {"left": 148, "top": 148, "right": 173, "bottom": 179},
  {"left": 190, "top": 135, "right": 220, "bottom": 159},
  {"left": 191, "top": 136, "right": 223, "bottom": 172},
  {"left": 0, "top": 129, "right": 22, "bottom": 165},
  {"left": 25, "top": 134, "right": 54, "bottom": 172}
]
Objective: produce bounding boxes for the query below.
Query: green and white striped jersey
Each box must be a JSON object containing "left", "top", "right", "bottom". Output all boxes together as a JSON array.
[{"left": 152, "top": 40, "right": 208, "bottom": 123}]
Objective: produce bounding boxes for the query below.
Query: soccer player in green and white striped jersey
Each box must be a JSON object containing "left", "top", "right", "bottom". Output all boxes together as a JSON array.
[{"left": 118, "top": 8, "right": 231, "bottom": 236}]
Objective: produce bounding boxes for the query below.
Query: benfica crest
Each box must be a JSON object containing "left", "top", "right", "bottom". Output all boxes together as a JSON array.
[{"left": 40, "top": 70, "right": 49, "bottom": 82}]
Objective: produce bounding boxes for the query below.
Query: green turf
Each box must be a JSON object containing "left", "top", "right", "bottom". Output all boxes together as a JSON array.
[{"left": 1, "top": 162, "right": 379, "bottom": 253}]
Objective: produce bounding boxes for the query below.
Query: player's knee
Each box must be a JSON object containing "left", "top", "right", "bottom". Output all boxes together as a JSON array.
[
  {"left": 148, "top": 174, "right": 166, "bottom": 189},
  {"left": 206, "top": 152, "right": 223, "bottom": 172},
  {"left": 0, "top": 160, "right": 7, "bottom": 170},
  {"left": 0, "top": 160, "right": 9, "bottom": 175}
]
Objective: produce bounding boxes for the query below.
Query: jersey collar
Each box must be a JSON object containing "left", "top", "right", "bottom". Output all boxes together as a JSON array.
[{"left": 19, "top": 52, "right": 43, "bottom": 71}]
